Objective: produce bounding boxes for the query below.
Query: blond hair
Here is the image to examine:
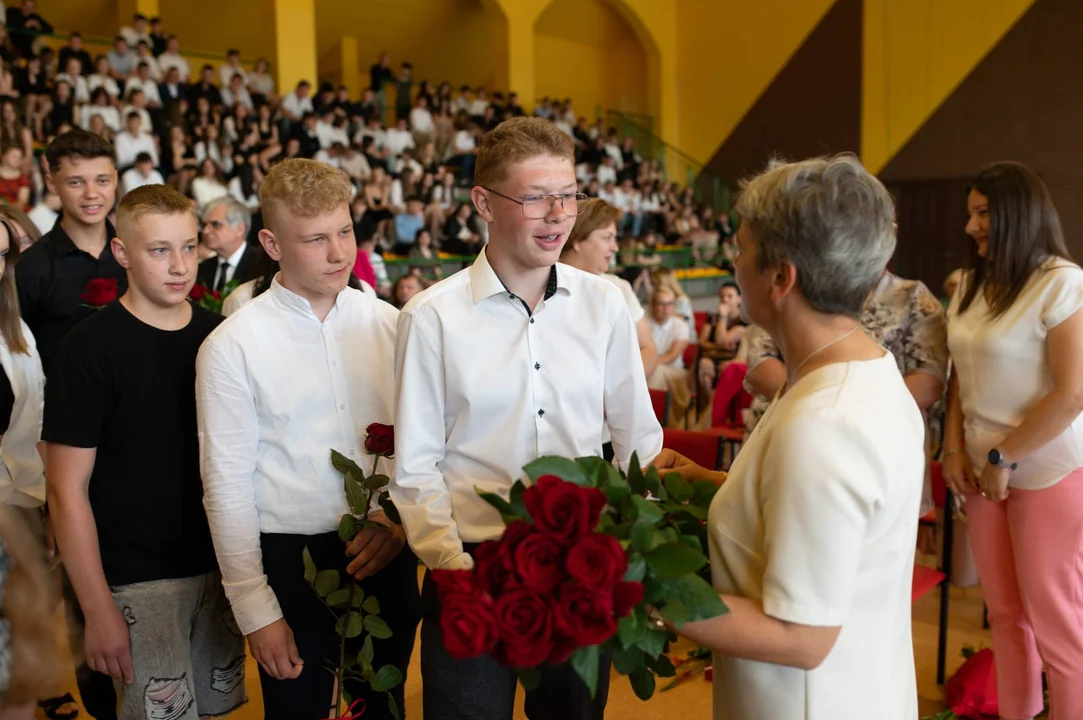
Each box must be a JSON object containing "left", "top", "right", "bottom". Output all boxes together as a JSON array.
[
  {"left": 474, "top": 117, "right": 574, "bottom": 189},
  {"left": 0, "top": 506, "right": 60, "bottom": 705},
  {"left": 260, "top": 158, "right": 353, "bottom": 230},
  {"left": 650, "top": 266, "right": 688, "bottom": 299},
  {"left": 562, "top": 197, "right": 621, "bottom": 257},
  {"left": 116, "top": 183, "right": 195, "bottom": 239}
]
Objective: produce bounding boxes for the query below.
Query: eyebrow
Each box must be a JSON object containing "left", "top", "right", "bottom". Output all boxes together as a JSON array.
[
  {"left": 146, "top": 237, "right": 198, "bottom": 246},
  {"left": 523, "top": 184, "right": 578, "bottom": 193}
]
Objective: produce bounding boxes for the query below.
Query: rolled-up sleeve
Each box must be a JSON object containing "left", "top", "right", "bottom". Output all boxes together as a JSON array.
[
  {"left": 390, "top": 308, "right": 471, "bottom": 571},
  {"left": 196, "top": 337, "right": 281, "bottom": 636}
]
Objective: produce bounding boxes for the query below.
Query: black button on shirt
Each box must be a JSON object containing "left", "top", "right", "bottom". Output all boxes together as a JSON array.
[{"left": 16, "top": 218, "right": 128, "bottom": 373}]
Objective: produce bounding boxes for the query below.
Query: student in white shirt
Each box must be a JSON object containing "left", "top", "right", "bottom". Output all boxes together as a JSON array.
[
  {"left": 279, "top": 81, "right": 313, "bottom": 125},
  {"left": 654, "top": 155, "right": 923, "bottom": 720},
  {"left": 124, "top": 63, "right": 161, "bottom": 108},
  {"left": 645, "top": 286, "right": 691, "bottom": 423},
  {"left": 390, "top": 117, "right": 662, "bottom": 720},
  {"left": 113, "top": 112, "right": 158, "bottom": 170},
  {"left": 943, "top": 162, "right": 1083, "bottom": 720},
  {"left": 197, "top": 159, "right": 419, "bottom": 720},
  {"left": 132, "top": 43, "right": 161, "bottom": 82},
  {"left": 218, "top": 50, "right": 248, "bottom": 89},
  {"left": 157, "top": 36, "right": 190, "bottom": 83},
  {"left": 119, "top": 152, "right": 164, "bottom": 196}
]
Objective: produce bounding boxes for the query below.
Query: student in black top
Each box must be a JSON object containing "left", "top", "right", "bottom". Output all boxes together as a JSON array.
[
  {"left": 188, "top": 64, "right": 222, "bottom": 108},
  {"left": 16, "top": 130, "right": 127, "bottom": 373},
  {"left": 46, "top": 184, "right": 245, "bottom": 720},
  {"left": 58, "top": 32, "right": 93, "bottom": 78},
  {"left": 6, "top": 0, "right": 52, "bottom": 59}
]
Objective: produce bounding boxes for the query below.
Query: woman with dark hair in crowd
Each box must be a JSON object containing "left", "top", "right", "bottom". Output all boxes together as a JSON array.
[
  {"left": 17, "top": 55, "right": 47, "bottom": 139},
  {"left": 161, "top": 124, "right": 197, "bottom": 193},
  {"left": 0, "top": 62, "right": 16, "bottom": 103},
  {"left": 229, "top": 155, "right": 262, "bottom": 213},
  {"left": 943, "top": 161, "right": 1083, "bottom": 720},
  {"left": 81, "top": 87, "right": 120, "bottom": 136},
  {"left": 254, "top": 102, "right": 281, "bottom": 167},
  {"left": 190, "top": 157, "right": 229, "bottom": 208},
  {"left": 0, "top": 101, "right": 30, "bottom": 174},
  {"left": 45, "top": 79, "right": 78, "bottom": 140}
]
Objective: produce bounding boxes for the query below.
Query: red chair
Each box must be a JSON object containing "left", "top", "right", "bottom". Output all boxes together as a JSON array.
[
  {"left": 693, "top": 311, "right": 708, "bottom": 336},
  {"left": 648, "top": 388, "right": 669, "bottom": 425},
  {"left": 710, "top": 362, "right": 752, "bottom": 428},
  {"left": 662, "top": 428, "right": 725, "bottom": 471},
  {"left": 682, "top": 343, "right": 699, "bottom": 372},
  {"left": 912, "top": 460, "right": 953, "bottom": 684}
]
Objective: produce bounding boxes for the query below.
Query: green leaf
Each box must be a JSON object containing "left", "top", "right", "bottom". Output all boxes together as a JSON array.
[
  {"left": 509, "top": 481, "right": 530, "bottom": 519},
  {"left": 677, "top": 534, "right": 703, "bottom": 553},
  {"left": 336, "top": 611, "right": 364, "bottom": 638},
  {"left": 635, "top": 627, "right": 668, "bottom": 659},
  {"left": 362, "top": 596, "right": 381, "bottom": 614},
  {"left": 659, "top": 598, "right": 692, "bottom": 627},
  {"left": 357, "top": 645, "right": 374, "bottom": 678},
  {"left": 650, "top": 653, "right": 677, "bottom": 678},
  {"left": 342, "top": 689, "right": 352, "bottom": 710},
  {"left": 629, "top": 665, "right": 656, "bottom": 700},
  {"left": 518, "top": 667, "right": 541, "bottom": 692},
  {"left": 326, "top": 588, "right": 351, "bottom": 609},
  {"left": 338, "top": 514, "right": 359, "bottom": 543},
  {"left": 361, "top": 634, "right": 375, "bottom": 663},
  {"left": 476, "top": 489, "right": 517, "bottom": 521},
  {"left": 364, "top": 614, "right": 393, "bottom": 639},
  {"left": 642, "top": 576, "right": 667, "bottom": 604},
  {"left": 623, "top": 552, "right": 647, "bottom": 583},
  {"left": 302, "top": 546, "right": 317, "bottom": 584},
  {"left": 370, "top": 665, "right": 403, "bottom": 692},
  {"left": 331, "top": 449, "right": 365, "bottom": 478},
  {"left": 314, "top": 570, "right": 341, "bottom": 597},
  {"left": 387, "top": 694, "right": 401, "bottom": 720},
  {"left": 612, "top": 645, "right": 643, "bottom": 674},
  {"left": 344, "top": 471, "right": 369, "bottom": 515},
  {"left": 523, "top": 456, "right": 591, "bottom": 487},
  {"left": 662, "top": 575, "right": 729, "bottom": 624},
  {"left": 644, "top": 465, "right": 662, "bottom": 496},
  {"left": 378, "top": 493, "right": 402, "bottom": 524},
  {"left": 643, "top": 542, "right": 708, "bottom": 578},
  {"left": 575, "top": 456, "right": 610, "bottom": 485},
  {"left": 668, "top": 504, "right": 708, "bottom": 521},
  {"left": 350, "top": 584, "right": 365, "bottom": 608},
  {"left": 631, "top": 496, "right": 664, "bottom": 523},
  {"left": 363, "top": 473, "right": 391, "bottom": 491},
  {"left": 617, "top": 612, "right": 641, "bottom": 650},
  {"left": 570, "top": 644, "right": 600, "bottom": 698},
  {"left": 663, "top": 472, "right": 694, "bottom": 502},
  {"left": 691, "top": 480, "right": 719, "bottom": 507},
  {"left": 630, "top": 520, "right": 660, "bottom": 553},
  {"left": 627, "top": 453, "right": 646, "bottom": 495}
]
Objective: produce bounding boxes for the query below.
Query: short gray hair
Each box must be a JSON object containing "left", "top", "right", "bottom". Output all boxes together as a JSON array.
[
  {"left": 201, "top": 197, "right": 250, "bottom": 236},
  {"left": 735, "top": 154, "right": 895, "bottom": 318}
]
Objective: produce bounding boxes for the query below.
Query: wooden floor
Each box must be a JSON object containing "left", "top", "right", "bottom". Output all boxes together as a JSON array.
[{"left": 39, "top": 567, "right": 993, "bottom": 719}]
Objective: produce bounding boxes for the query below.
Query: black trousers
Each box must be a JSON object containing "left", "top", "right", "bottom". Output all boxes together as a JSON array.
[
  {"left": 419, "top": 553, "right": 610, "bottom": 720},
  {"left": 258, "top": 532, "right": 421, "bottom": 720}
]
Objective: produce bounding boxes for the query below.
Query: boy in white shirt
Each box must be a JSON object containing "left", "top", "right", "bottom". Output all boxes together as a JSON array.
[
  {"left": 391, "top": 116, "right": 662, "bottom": 720},
  {"left": 120, "top": 152, "right": 164, "bottom": 196},
  {"left": 197, "top": 159, "right": 419, "bottom": 720}
]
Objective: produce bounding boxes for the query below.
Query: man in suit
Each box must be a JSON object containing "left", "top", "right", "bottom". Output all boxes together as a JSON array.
[{"left": 198, "top": 197, "right": 266, "bottom": 292}]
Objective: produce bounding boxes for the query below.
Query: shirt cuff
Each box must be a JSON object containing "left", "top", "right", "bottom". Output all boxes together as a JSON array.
[
  {"left": 437, "top": 552, "right": 475, "bottom": 571},
  {"left": 227, "top": 582, "right": 284, "bottom": 637}
]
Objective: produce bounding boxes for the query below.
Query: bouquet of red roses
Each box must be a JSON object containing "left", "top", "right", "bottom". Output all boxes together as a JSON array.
[{"left": 433, "top": 453, "right": 726, "bottom": 700}]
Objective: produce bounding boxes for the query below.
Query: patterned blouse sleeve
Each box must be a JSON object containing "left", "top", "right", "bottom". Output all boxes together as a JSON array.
[
  {"left": 745, "top": 324, "right": 781, "bottom": 372},
  {"left": 904, "top": 281, "right": 949, "bottom": 381}
]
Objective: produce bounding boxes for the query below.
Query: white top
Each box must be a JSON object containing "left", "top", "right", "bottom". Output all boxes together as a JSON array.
[
  {"left": 468, "top": 98, "right": 490, "bottom": 116},
  {"left": 191, "top": 177, "right": 230, "bottom": 209},
  {"left": 222, "top": 277, "right": 375, "bottom": 317},
  {"left": 132, "top": 55, "right": 162, "bottom": 82},
  {"left": 157, "top": 52, "right": 191, "bottom": 82},
  {"left": 120, "top": 167, "right": 164, "bottom": 195},
  {"left": 597, "top": 165, "right": 617, "bottom": 186},
  {"left": 648, "top": 315, "right": 689, "bottom": 369},
  {"left": 948, "top": 258, "right": 1083, "bottom": 489},
  {"left": 219, "top": 63, "right": 248, "bottom": 89},
  {"left": 452, "top": 130, "right": 475, "bottom": 154},
  {"left": 409, "top": 107, "right": 435, "bottom": 134},
  {"left": 600, "top": 273, "right": 644, "bottom": 322},
  {"left": 197, "top": 279, "right": 399, "bottom": 634},
  {"left": 26, "top": 203, "right": 57, "bottom": 235},
  {"left": 56, "top": 72, "right": 90, "bottom": 103},
  {"left": 114, "top": 130, "right": 158, "bottom": 169},
  {"left": 390, "top": 249, "right": 663, "bottom": 571},
  {"left": 709, "top": 352, "right": 923, "bottom": 720},
  {"left": 384, "top": 128, "right": 414, "bottom": 157},
  {"left": 280, "top": 91, "right": 313, "bottom": 119},
  {"left": 0, "top": 321, "right": 45, "bottom": 508},
  {"left": 221, "top": 87, "right": 254, "bottom": 111},
  {"left": 227, "top": 177, "right": 260, "bottom": 212},
  {"left": 125, "top": 76, "right": 161, "bottom": 105},
  {"left": 87, "top": 73, "right": 120, "bottom": 99}
]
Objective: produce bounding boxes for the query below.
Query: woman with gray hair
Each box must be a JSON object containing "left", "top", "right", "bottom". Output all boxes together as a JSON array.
[{"left": 654, "top": 154, "right": 924, "bottom": 719}]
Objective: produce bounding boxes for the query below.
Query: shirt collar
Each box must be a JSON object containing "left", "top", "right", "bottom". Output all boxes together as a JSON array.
[
  {"left": 50, "top": 217, "right": 117, "bottom": 257},
  {"left": 221, "top": 242, "right": 246, "bottom": 268},
  {"left": 468, "top": 246, "right": 563, "bottom": 306},
  {"left": 269, "top": 274, "right": 345, "bottom": 321}
]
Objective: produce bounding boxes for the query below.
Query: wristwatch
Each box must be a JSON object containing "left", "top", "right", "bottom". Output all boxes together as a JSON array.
[{"left": 988, "top": 448, "right": 1017, "bottom": 471}]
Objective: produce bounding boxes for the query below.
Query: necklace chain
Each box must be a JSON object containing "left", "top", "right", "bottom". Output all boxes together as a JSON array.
[{"left": 791, "top": 324, "right": 862, "bottom": 377}]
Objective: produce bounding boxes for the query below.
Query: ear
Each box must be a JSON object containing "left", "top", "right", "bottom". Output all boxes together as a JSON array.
[
  {"left": 471, "top": 187, "right": 493, "bottom": 223},
  {"left": 111, "top": 236, "right": 131, "bottom": 269},
  {"left": 258, "top": 227, "right": 282, "bottom": 261},
  {"left": 43, "top": 166, "right": 55, "bottom": 196},
  {"left": 769, "top": 258, "right": 799, "bottom": 305}
]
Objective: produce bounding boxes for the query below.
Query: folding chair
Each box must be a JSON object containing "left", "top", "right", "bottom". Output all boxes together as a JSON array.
[
  {"left": 648, "top": 388, "right": 669, "bottom": 426},
  {"left": 662, "top": 428, "right": 725, "bottom": 471}
]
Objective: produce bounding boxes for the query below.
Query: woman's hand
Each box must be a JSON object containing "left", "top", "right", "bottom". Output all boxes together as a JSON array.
[
  {"left": 977, "top": 463, "right": 1011, "bottom": 503},
  {"left": 651, "top": 449, "right": 727, "bottom": 486},
  {"left": 942, "top": 451, "right": 978, "bottom": 497}
]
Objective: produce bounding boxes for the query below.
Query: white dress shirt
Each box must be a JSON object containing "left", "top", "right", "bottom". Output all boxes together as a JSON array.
[
  {"left": 222, "top": 277, "right": 375, "bottom": 317},
  {"left": 197, "top": 280, "right": 399, "bottom": 634},
  {"left": 212, "top": 242, "right": 248, "bottom": 288},
  {"left": 157, "top": 52, "right": 190, "bottom": 82},
  {"left": 125, "top": 76, "right": 161, "bottom": 105},
  {"left": 219, "top": 64, "right": 249, "bottom": 89},
  {"left": 391, "top": 249, "right": 662, "bottom": 571},
  {"left": 0, "top": 321, "right": 45, "bottom": 508},
  {"left": 281, "top": 91, "right": 313, "bottom": 120},
  {"left": 114, "top": 130, "right": 158, "bottom": 168},
  {"left": 120, "top": 167, "right": 165, "bottom": 195}
]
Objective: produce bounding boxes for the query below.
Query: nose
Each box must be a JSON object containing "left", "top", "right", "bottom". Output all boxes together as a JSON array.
[{"left": 965, "top": 214, "right": 980, "bottom": 236}]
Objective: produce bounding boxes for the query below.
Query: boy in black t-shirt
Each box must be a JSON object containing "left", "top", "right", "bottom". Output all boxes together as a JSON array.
[{"left": 46, "top": 185, "right": 245, "bottom": 720}]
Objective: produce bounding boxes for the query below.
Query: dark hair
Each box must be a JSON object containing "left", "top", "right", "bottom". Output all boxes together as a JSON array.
[
  {"left": 126, "top": 111, "right": 141, "bottom": 122},
  {"left": 238, "top": 162, "right": 257, "bottom": 198},
  {"left": 114, "top": 35, "right": 127, "bottom": 44},
  {"left": 227, "top": 48, "right": 239, "bottom": 56},
  {"left": 0, "top": 219, "right": 27, "bottom": 355},
  {"left": 45, "top": 129, "right": 115, "bottom": 172},
  {"left": 134, "top": 13, "right": 146, "bottom": 21},
  {"left": 70, "top": 31, "right": 81, "bottom": 39},
  {"left": 958, "top": 161, "right": 1072, "bottom": 318},
  {"left": 135, "top": 151, "right": 153, "bottom": 164},
  {"left": 721, "top": 281, "right": 741, "bottom": 295}
]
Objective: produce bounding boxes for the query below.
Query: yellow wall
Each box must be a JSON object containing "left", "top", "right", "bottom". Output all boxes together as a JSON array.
[
  {"left": 675, "top": 0, "right": 837, "bottom": 165},
  {"left": 314, "top": 0, "right": 508, "bottom": 94},
  {"left": 534, "top": 0, "right": 647, "bottom": 117},
  {"left": 159, "top": 0, "right": 277, "bottom": 61},
  {"left": 862, "top": 0, "right": 1037, "bottom": 173},
  {"left": 38, "top": 0, "right": 117, "bottom": 40}
]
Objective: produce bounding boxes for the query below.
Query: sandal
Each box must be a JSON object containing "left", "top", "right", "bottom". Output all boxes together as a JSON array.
[{"left": 38, "top": 692, "right": 80, "bottom": 720}]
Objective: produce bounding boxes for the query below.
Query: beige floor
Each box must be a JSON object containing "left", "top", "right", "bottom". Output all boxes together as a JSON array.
[{"left": 38, "top": 566, "right": 992, "bottom": 720}]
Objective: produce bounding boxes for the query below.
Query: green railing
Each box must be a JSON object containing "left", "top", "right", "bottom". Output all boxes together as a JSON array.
[
  {"left": 12, "top": 26, "right": 259, "bottom": 69},
  {"left": 602, "top": 108, "right": 736, "bottom": 213}
]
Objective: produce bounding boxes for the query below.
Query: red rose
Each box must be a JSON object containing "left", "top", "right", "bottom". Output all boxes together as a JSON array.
[
  {"left": 513, "top": 532, "right": 566, "bottom": 594},
  {"left": 472, "top": 541, "right": 510, "bottom": 597},
  {"left": 439, "top": 594, "right": 499, "bottom": 660},
  {"left": 211, "top": 289, "right": 222, "bottom": 300},
  {"left": 496, "top": 520, "right": 535, "bottom": 571},
  {"left": 523, "top": 475, "right": 607, "bottom": 544},
  {"left": 554, "top": 583, "right": 617, "bottom": 646},
  {"left": 612, "top": 581, "right": 644, "bottom": 619},
  {"left": 565, "top": 532, "right": 627, "bottom": 587},
  {"left": 189, "top": 283, "right": 208, "bottom": 300},
  {"left": 364, "top": 423, "right": 395, "bottom": 456},
  {"left": 432, "top": 569, "right": 477, "bottom": 602},
  {"left": 492, "top": 587, "right": 554, "bottom": 668},
  {"left": 80, "top": 277, "right": 118, "bottom": 307}
]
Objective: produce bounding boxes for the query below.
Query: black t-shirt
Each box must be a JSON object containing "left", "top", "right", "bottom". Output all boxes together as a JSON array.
[
  {"left": 0, "top": 363, "right": 13, "bottom": 434},
  {"left": 43, "top": 301, "right": 223, "bottom": 586},
  {"left": 16, "top": 219, "right": 128, "bottom": 373}
]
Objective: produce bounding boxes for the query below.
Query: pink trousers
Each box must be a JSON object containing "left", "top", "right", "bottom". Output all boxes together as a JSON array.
[{"left": 967, "top": 469, "right": 1083, "bottom": 720}]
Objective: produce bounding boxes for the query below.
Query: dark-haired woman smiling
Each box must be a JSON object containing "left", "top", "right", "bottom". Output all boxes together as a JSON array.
[{"left": 943, "top": 162, "right": 1083, "bottom": 720}]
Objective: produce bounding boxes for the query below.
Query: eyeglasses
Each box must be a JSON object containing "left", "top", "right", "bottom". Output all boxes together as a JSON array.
[
  {"left": 202, "top": 220, "right": 226, "bottom": 231},
  {"left": 483, "top": 187, "right": 587, "bottom": 219}
]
